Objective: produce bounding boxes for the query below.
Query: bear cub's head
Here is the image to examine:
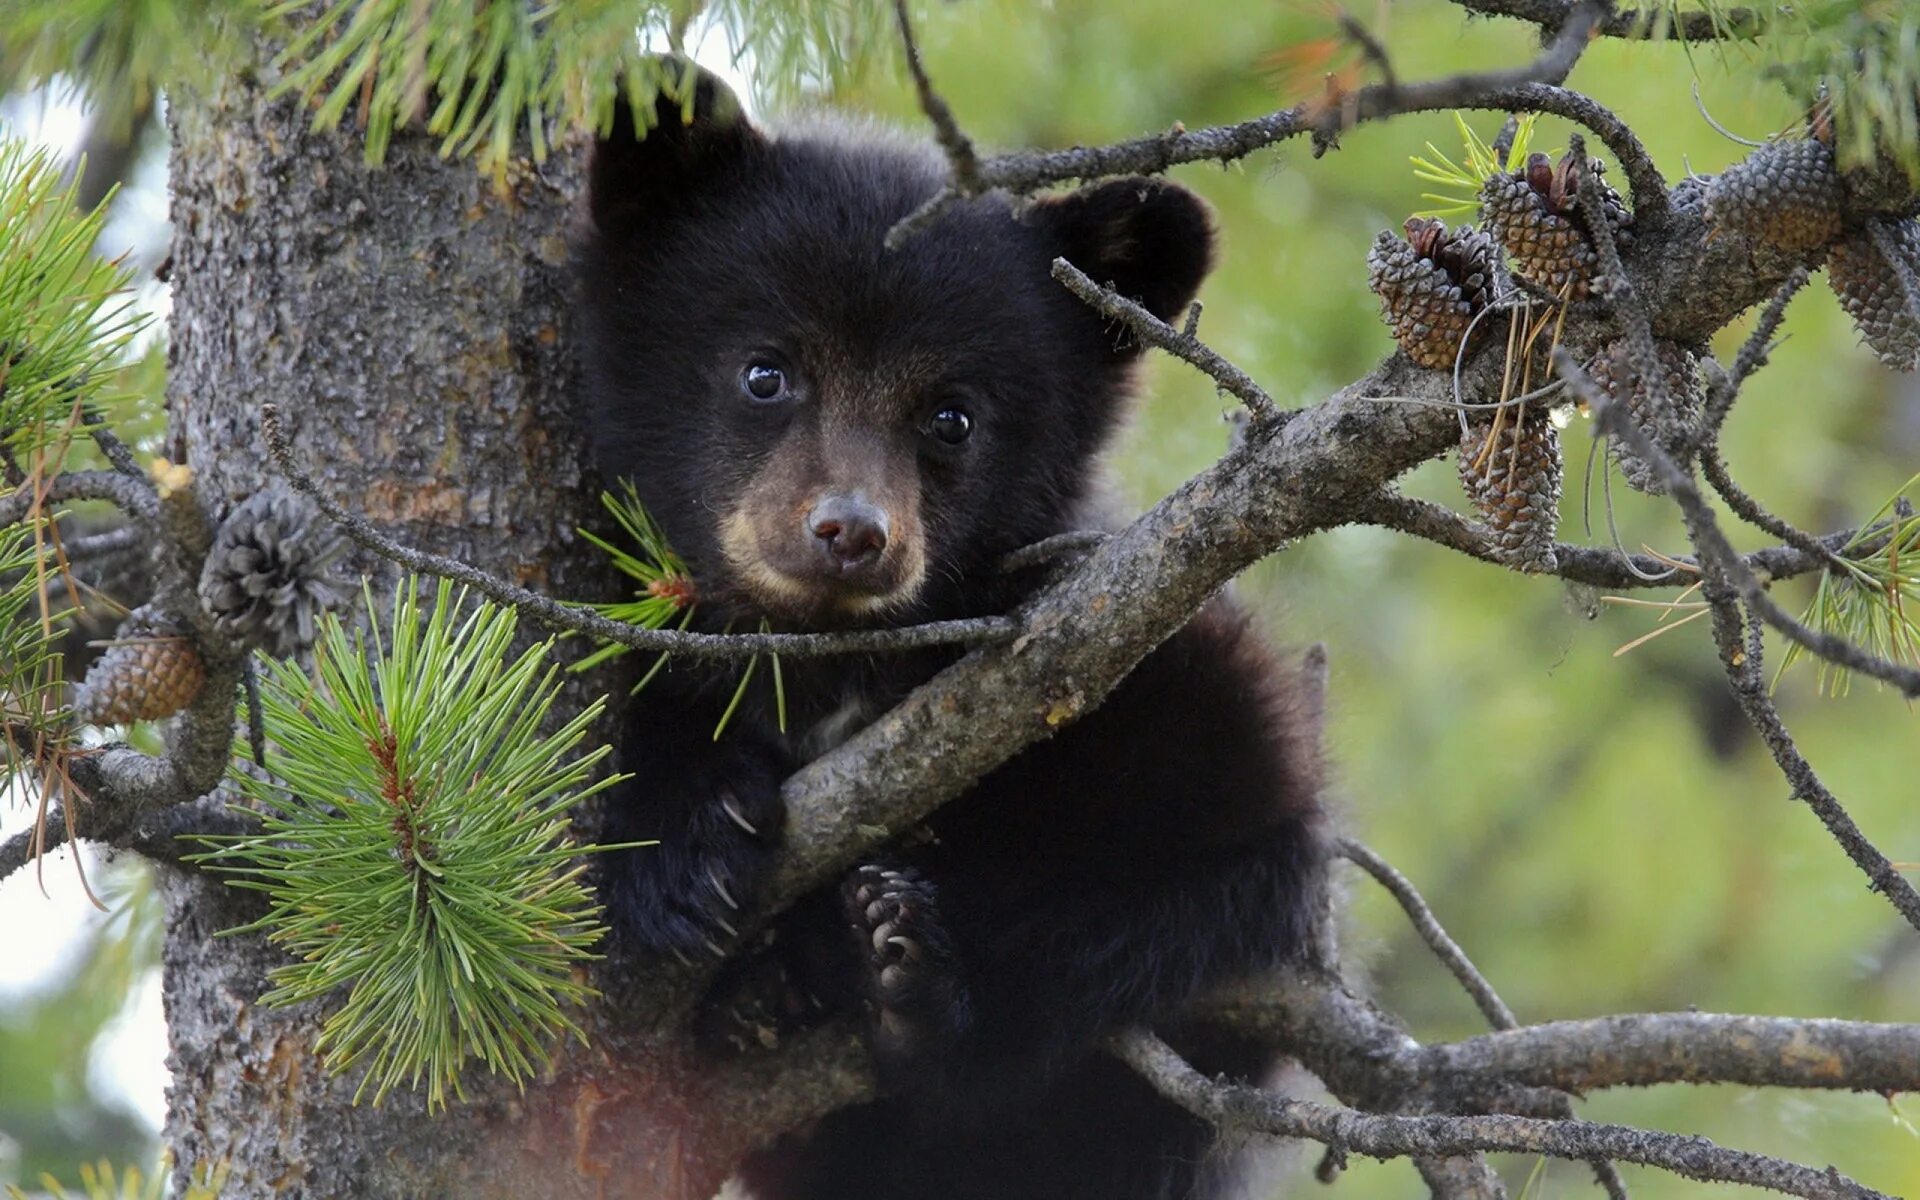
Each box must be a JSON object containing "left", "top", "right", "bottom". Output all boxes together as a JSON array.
[{"left": 576, "top": 64, "right": 1214, "bottom": 628}]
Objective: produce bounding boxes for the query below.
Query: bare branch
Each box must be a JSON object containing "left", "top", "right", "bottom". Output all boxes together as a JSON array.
[
  {"left": 889, "top": 1, "right": 1612, "bottom": 244},
  {"left": 1431, "top": 1012, "right": 1920, "bottom": 1094},
  {"left": 0, "top": 469, "right": 157, "bottom": 525},
  {"left": 889, "top": 0, "right": 980, "bottom": 194},
  {"left": 1355, "top": 490, "right": 1870, "bottom": 590},
  {"left": 260, "top": 404, "right": 1020, "bottom": 661},
  {"left": 1340, "top": 838, "right": 1516, "bottom": 1030},
  {"left": 1051, "top": 259, "right": 1282, "bottom": 422},
  {"left": 1111, "top": 1029, "right": 1885, "bottom": 1200},
  {"left": 1451, "top": 0, "right": 1767, "bottom": 41}
]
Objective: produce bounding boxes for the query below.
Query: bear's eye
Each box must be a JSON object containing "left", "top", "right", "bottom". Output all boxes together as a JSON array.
[
  {"left": 741, "top": 362, "right": 788, "bottom": 403},
  {"left": 927, "top": 407, "right": 973, "bottom": 446}
]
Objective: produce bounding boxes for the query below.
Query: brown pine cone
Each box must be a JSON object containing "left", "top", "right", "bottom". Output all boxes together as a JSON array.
[
  {"left": 1827, "top": 220, "right": 1920, "bottom": 371},
  {"left": 1459, "top": 411, "right": 1562, "bottom": 573},
  {"left": 72, "top": 605, "right": 206, "bottom": 726},
  {"left": 1366, "top": 217, "right": 1502, "bottom": 369},
  {"left": 1480, "top": 151, "right": 1630, "bottom": 301},
  {"left": 1585, "top": 340, "right": 1705, "bottom": 494},
  {"left": 1705, "top": 138, "right": 1844, "bottom": 254}
]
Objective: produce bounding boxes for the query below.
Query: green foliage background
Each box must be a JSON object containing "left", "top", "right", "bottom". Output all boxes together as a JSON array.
[{"left": 1, "top": 2, "right": 1917, "bottom": 1196}]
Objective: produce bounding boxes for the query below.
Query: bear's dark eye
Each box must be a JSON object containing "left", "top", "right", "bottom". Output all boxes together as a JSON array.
[
  {"left": 927, "top": 407, "right": 972, "bottom": 446},
  {"left": 742, "top": 362, "right": 788, "bottom": 403}
]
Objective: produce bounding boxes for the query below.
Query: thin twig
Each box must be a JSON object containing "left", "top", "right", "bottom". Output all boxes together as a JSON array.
[
  {"left": 1340, "top": 838, "right": 1516, "bottom": 1029},
  {"left": 260, "top": 405, "right": 1021, "bottom": 661},
  {"left": 1051, "top": 260, "right": 1282, "bottom": 423},
  {"left": 888, "top": 1, "right": 1612, "bottom": 244},
  {"left": 890, "top": 0, "right": 980, "bottom": 194},
  {"left": 1704, "top": 268, "right": 1810, "bottom": 433},
  {"left": 995, "top": 530, "right": 1109, "bottom": 574}
]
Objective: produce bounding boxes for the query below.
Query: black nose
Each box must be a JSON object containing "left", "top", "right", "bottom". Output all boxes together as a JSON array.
[{"left": 808, "top": 494, "right": 889, "bottom": 574}]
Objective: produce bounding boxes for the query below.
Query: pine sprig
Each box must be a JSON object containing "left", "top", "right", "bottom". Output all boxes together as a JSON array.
[
  {"left": 0, "top": 137, "right": 148, "bottom": 459},
  {"left": 0, "top": 514, "right": 70, "bottom": 784},
  {"left": 193, "top": 577, "right": 623, "bottom": 1110},
  {"left": 1663, "top": 0, "right": 1920, "bottom": 176},
  {"left": 573, "top": 485, "right": 785, "bottom": 735},
  {"left": 5, "top": 1155, "right": 228, "bottom": 1200},
  {"left": 1776, "top": 475, "right": 1920, "bottom": 696},
  {"left": 1411, "top": 112, "right": 1544, "bottom": 218}
]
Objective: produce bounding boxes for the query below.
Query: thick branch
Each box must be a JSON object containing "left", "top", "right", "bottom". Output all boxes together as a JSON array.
[
  {"left": 1112, "top": 1029, "right": 1884, "bottom": 1200},
  {"left": 1430, "top": 1013, "right": 1920, "bottom": 1094}
]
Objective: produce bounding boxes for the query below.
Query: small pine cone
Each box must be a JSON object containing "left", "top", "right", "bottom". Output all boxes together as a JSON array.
[
  {"left": 1705, "top": 138, "right": 1844, "bottom": 254},
  {"left": 1482, "top": 169, "right": 1598, "bottom": 300},
  {"left": 1586, "top": 340, "right": 1705, "bottom": 494},
  {"left": 1459, "top": 412, "right": 1562, "bottom": 573},
  {"left": 73, "top": 606, "right": 206, "bottom": 726},
  {"left": 198, "top": 487, "right": 351, "bottom": 657},
  {"left": 1827, "top": 220, "right": 1920, "bottom": 371},
  {"left": 1366, "top": 218, "right": 1502, "bottom": 369}
]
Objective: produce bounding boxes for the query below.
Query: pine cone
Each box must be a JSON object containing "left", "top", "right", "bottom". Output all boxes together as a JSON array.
[
  {"left": 1459, "top": 411, "right": 1562, "bottom": 573},
  {"left": 1586, "top": 340, "right": 1705, "bottom": 495},
  {"left": 1705, "top": 138, "right": 1844, "bottom": 254},
  {"left": 73, "top": 605, "right": 206, "bottom": 725},
  {"left": 198, "top": 487, "right": 351, "bottom": 657},
  {"left": 1827, "top": 220, "right": 1920, "bottom": 372},
  {"left": 1366, "top": 218, "right": 1502, "bottom": 369},
  {"left": 1480, "top": 151, "right": 1630, "bottom": 300}
]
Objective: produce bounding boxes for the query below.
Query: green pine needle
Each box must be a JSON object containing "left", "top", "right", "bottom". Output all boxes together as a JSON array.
[
  {"left": 0, "top": 136, "right": 149, "bottom": 460},
  {"left": 573, "top": 486, "right": 785, "bottom": 736},
  {"left": 1409, "top": 112, "right": 1543, "bottom": 219},
  {"left": 193, "top": 577, "right": 625, "bottom": 1111},
  {"left": 5, "top": 1155, "right": 228, "bottom": 1200},
  {"left": 1776, "top": 472, "right": 1920, "bottom": 697},
  {"left": 0, "top": 512, "right": 72, "bottom": 786}
]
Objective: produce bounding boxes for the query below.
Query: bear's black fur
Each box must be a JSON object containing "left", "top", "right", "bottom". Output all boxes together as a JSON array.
[{"left": 576, "top": 65, "right": 1329, "bottom": 1200}]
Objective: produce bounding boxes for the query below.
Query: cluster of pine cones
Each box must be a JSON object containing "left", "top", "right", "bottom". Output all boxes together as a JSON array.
[
  {"left": 1368, "top": 149, "right": 1636, "bottom": 572},
  {"left": 1703, "top": 127, "right": 1920, "bottom": 372},
  {"left": 1369, "top": 119, "right": 1920, "bottom": 574},
  {"left": 72, "top": 487, "right": 348, "bottom": 728}
]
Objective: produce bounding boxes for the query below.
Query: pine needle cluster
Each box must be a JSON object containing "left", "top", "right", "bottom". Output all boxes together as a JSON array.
[
  {"left": 193, "top": 578, "right": 623, "bottom": 1110},
  {"left": 1777, "top": 474, "right": 1920, "bottom": 696},
  {"left": 0, "top": 515, "right": 69, "bottom": 782},
  {"left": 1410, "top": 113, "right": 1544, "bottom": 219},
  {"left": 0, "top": 140, "right": 147, "bottom": 460},
  {"left": 575, "top": 484, "right": 785, "bottom": 738}
]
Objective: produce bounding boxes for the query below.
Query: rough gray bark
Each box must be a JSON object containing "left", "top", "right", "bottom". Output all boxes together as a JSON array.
[{"left": 157, "top": 58, "right": 773, "bottom": 1200}]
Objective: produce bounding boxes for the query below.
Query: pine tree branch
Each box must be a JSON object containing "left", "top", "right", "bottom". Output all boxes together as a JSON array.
[
  {"left": 1341, "top": 839, "right": 1627, "bottom": 1200},
  {"left": 0, "top": 469, "right": 157, "bottom": 525},
  {"left": 889, "top": 1, "right": 1614, "bottom": 244},
  {"left": 1342, "top": 838, "right": 1517, "bottom": 1030},
  {"left": 1430, "top": 1011, "right": 1920, "bottom": 1093},
  {"left": 1353, "top": 491, "right": 1876, "bottom": 590},
  {"left": 1449, "top": 0, "right": 1767, "bottom": 41},
  {"left": 259, "top": 404, "right": 1021, "bottom": 661},
  {"left": 1051, "top": 259, "right": 1282, "bottom": 422},
  {"left": 1110, "top": 1028, "right": 1886, "bottom": 1200}
]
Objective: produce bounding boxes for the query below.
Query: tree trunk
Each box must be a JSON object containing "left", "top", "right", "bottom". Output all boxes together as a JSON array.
[{"left": 160, "top": 55, "right": 768, "bottom": 1200}]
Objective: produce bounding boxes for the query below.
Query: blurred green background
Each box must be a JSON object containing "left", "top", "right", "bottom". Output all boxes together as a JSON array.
[{"left": 2, "top": 1, "right": 1917, "bottom": 1196}]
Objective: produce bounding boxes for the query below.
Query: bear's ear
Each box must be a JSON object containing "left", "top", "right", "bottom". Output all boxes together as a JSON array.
[
  {"left": 1026, "top": 177, "right": 1216, "bottom": 335},
  {"left": 589, "top": 57, "right": 763, "bottom": 232}
]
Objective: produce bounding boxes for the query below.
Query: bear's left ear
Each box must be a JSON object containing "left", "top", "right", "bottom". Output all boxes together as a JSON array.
[{"left": 1025, "top": 177, "right": 1216, "bottom": 334}]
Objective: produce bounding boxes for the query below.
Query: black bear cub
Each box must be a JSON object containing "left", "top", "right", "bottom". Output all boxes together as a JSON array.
[{"left": 577, "top": 65, "right": 1329, "bottom": 1200}]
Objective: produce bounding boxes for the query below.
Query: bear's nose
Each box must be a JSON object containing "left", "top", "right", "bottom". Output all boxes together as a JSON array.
[{"left": 808, "top": 494, "right": 889, "bottom": 575}]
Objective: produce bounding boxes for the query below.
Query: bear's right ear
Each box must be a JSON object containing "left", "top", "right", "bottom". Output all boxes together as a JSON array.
[{"left": 589, "top": 57, "right": 763, "bottom": 232}]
